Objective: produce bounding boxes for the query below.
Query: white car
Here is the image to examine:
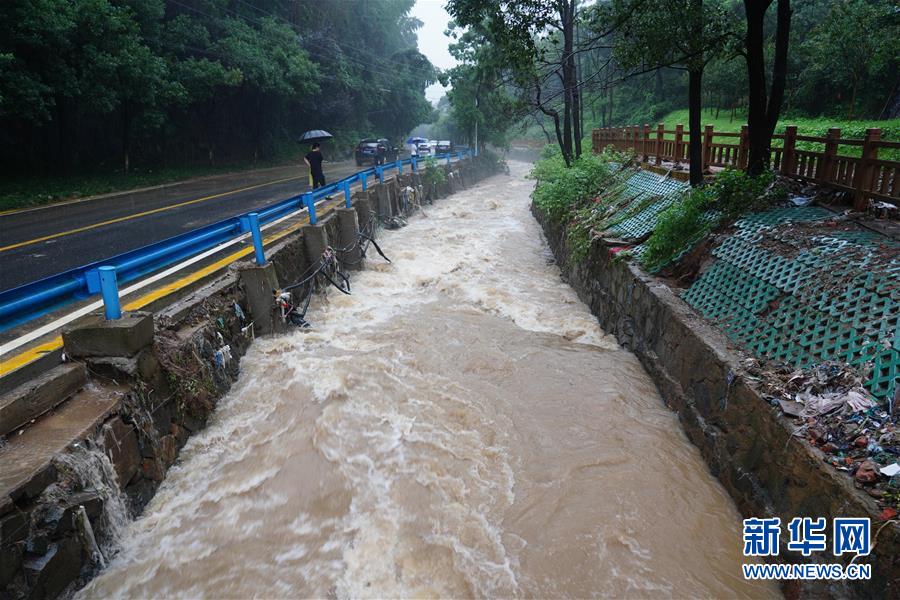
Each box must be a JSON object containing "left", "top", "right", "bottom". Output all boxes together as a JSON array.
[{"left": 417, "top": 142, "right": 433, "bottom": 156}]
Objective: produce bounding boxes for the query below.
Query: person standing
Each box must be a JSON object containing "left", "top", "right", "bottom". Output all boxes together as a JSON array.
[{"left": 304, "top": 143, "right": 326, "bottom": 189}]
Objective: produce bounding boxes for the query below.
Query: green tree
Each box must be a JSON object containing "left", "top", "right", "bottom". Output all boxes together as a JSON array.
[
  {"left": 443, "top": 25, "right": 522, "bottom": 149},
  {"left": 605, "top": 0, "right": 732, "bottom": 185},
  {"left": 447, "top": 0, "right": 583, "bottom": 167},
  {"left": 799, "top": 0, "right": 899, "bottom": 119}
]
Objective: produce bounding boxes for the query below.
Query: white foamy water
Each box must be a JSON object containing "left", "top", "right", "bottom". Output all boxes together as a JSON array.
[{"left": 79, "top": 161, "right": 777, "bottom": 599}]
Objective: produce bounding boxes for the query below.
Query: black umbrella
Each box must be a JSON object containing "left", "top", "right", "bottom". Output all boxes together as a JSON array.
[{"left": 298, "top": 129, "right": 333, "bottom": 144}]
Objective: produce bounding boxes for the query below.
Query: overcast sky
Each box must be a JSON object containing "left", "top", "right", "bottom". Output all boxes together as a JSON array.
[{"left": 410, "top": 0, "right": 458, "bottom": 104}]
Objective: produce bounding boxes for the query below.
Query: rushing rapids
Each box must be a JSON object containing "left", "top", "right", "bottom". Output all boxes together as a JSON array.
[{"left": 79, "top": 162, "right": 777, "bottom": 599}]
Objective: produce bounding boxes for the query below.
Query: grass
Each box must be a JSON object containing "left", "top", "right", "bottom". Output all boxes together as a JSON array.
[
  {"left": 0, "top": 151, "right": 306, "bottom": 212},
  {"left": 659, "top": 108, "right": 900, "bottom": 138},
  {"left": 657, "top": 109, "right": 900, "bottom": 159}
]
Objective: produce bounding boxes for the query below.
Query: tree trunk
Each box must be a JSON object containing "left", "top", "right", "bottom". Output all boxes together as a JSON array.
[
  {"left": 688, "top": 67, "right": 704, "bottom": 186},
  {"left": 848, "top": 77, "right": 858, "bottom": 120},
  {"left": 607, "top": 87, "right": 613, "bottom": 128},
  {"left": 687, "top": 0, "right": 704, "bottom": 186},
  {"left": 560, "top": 0, "right": 575, "bottom": 164},
  {"left": 744, "top": 0, "right": 791, "bottom": 176},
  {"left": 535, "top": 76, "right": 570, "bottom": 167}
]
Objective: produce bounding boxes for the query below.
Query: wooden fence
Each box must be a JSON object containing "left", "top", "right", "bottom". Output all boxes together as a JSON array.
[{"left": 592, "top": 124, "right": 899, "bottom": 209}]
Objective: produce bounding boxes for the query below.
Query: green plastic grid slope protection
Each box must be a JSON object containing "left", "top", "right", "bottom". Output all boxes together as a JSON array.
[
  {"left": 682, "top": 206, "right": 899, "bottom": 401},
  {"left": 607, "top": 170, "right": 687, "bottom": 240}
]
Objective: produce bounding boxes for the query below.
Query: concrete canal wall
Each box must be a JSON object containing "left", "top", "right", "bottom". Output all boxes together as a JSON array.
[{"left": 0, "top": 156, "right": 499, "bottom": 600}]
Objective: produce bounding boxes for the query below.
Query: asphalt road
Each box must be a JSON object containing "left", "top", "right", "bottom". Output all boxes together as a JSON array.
[{"left": 0, "top": 160, "right": 362, "bottom": 293}]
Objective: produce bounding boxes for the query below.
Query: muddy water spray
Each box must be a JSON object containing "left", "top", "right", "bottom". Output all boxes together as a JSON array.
[{"left": 80, "top": 162, "right": 776, "bottom": 598}]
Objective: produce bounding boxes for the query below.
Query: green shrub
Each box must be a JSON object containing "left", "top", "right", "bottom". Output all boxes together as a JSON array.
[
  {"left": 639, "top": 168, "right": 786, "bottom": 272},
  {"left": 421, "top": 156, "right": 447, "bottom": 188},
  {"left": 640, "top": 187, "right": 715, "bottom": 272},
  {"left": 531, "top": 153, "right": 614, "bottom": 223},
  {"left": 478, "top": 147, "right": 507, "bottom": 172},
  {"left": 710, "top": 168, "right": 785, "bottom": 217}
]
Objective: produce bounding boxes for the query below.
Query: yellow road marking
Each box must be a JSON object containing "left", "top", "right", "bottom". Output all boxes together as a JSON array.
[
  {"left": 0, "top": 175, "right": 304, "bottom": 253},
  {"left": 0, "top": 338, "right": 64, "bottom": 374},
  {"left": 0, "top": 203, "right": 337, "bottom": 376}
]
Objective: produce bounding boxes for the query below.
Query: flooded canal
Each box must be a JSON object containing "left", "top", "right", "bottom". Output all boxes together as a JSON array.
[{"left": 80, "top": 162, "right": 776, "bottom": 598}]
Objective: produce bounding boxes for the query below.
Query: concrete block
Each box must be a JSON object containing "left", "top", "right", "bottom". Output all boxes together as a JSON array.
[
  {"left": 388, "top": 176, "right": 401, "bottom": 215},
  {"left": 302, "top": 223, "right": 330, "bottom": 264},
  {"left": 336, "top": 207, "right": 364, "bottom": 270},
  {"left": 238, "top": 262, "right": 279, "bottom": 336},
  {"left": 62, "top": 312, "right": 154, "bottom": 359},
  {"left": 0, "top": 363, "right": 86, "bottom": 436},
  {"left": 374, "top": 183, "right": 392, "bottom": 218},
  {"left": 353, "top": 192, "right": 374, "bottom": 230}
]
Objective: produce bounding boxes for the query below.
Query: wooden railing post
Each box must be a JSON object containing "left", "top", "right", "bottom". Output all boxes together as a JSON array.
[
  {"left": 674, "top": 124, "right": 684, "bottom": 163},
  {"left": 703, "top": 124, "right": 714, "bottom": 171},
  {"left": 816, "top": 127, "right": 840, "bottom": 182},
  {"left": 655, "top": 123, "right": 664, "bottom": 165},
  {"left": 780, "top": 125, "right": 798, "bottom": 176},
  {"left": 853, "top": 128, "right": 881, "bottom": 210},
  {"left": 738, "top": 125, "right": 749, "bottom": 169},
  {"left": 642, "top": 124, "right": 650, "bottom": 162}
]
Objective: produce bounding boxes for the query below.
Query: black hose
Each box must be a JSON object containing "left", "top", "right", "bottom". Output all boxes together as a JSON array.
[
  {"left": 321, "top": 269, "right": 351, "bottom": 295},
  {"left": 360, "top": 233, "right": 391, "bottom": 263}
]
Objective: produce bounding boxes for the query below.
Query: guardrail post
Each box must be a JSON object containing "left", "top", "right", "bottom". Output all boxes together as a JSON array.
[
  {"left": 703, "top": 124, "right": 714, "bottom": 171},
  {"left": 98, "top": 266, "right": 121, "bottom": 320},
  {"left": 304, "top": 192, "right": 317, "bottom": 224},
  {"left": 738, "top": 125, "right": 749, "bottom": 169},
  {"left": 446, "top": 153, "right": 451, "bottom": 165},
  {"left": 411, "top": 156, "right": 418, "bottom": 171},
  {"left": 343, "top": 180, "right": 352, "bottom": 208},
  {"left": 674, "top": 124, "right": 684, "bottom": 163},
  {"left": 360, "top": 171, "right": 368, "bottom": 191},
  {"left": 780, "top": 125, "right": 798, "bottom": 176},
  {"left": 817, "top": 127, "right": 841, "bottom": 183},
  {"left": 247, "top": 212, "right": 265, "bottom": 265},
  {"left": 655, "top": 123, "right": 664, "bottom": 165},
  {"left": 396, "top": 159, "right": 402, "bottom": 175},
  {"left": 376, "top": 166, "right": 384, "bottom": 183},
  {"left": 853, "top": 128, "right": 880, "bottom": 211}
]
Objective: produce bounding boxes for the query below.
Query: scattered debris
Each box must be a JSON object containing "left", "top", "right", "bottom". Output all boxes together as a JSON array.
[{"left": 745, "top": 358, "right": 899, "bottom": 511}]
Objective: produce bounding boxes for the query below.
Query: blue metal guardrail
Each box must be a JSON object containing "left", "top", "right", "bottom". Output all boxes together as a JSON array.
[{"left": 0, "top": 150, "right": 475, "bottom": 331}]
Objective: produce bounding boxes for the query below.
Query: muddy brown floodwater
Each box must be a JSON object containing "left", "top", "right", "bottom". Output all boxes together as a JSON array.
[{"left": 80, "top": 162, "right": 778, "bottom": 599}]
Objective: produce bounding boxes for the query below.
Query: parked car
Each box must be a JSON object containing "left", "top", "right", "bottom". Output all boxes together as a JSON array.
[
  {"left": 354, "top": 138, "right": 399, "bottom": 166},
  {"left": 436, "top": 140, "right": 453, "bottom": 155}
]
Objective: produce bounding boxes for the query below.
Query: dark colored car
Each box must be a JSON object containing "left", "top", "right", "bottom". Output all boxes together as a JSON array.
[
  {"left": 436, "top": 140, "right": 453, "bottom": 155},
  {"left": 355, "top": 138, "right": 399, "bottom": 166}
]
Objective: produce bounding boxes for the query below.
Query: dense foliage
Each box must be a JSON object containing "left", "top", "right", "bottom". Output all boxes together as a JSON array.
[
  {"left": 0, "top": 0, "right": 436, "bottom": 175},
  {"left": 577, "top": 0, "right": 899, "bottom": 132},
  {"left": 530, "top": 148, "right": 615, "bottom": 223},
  {"left": 640, "top": 168, "right": 786, "bottom": 271}
]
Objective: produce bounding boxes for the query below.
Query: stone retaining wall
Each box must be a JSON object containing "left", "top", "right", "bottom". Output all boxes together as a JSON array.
[{"left": 533, "top": 206, "right": 899, "bottom": 599}]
